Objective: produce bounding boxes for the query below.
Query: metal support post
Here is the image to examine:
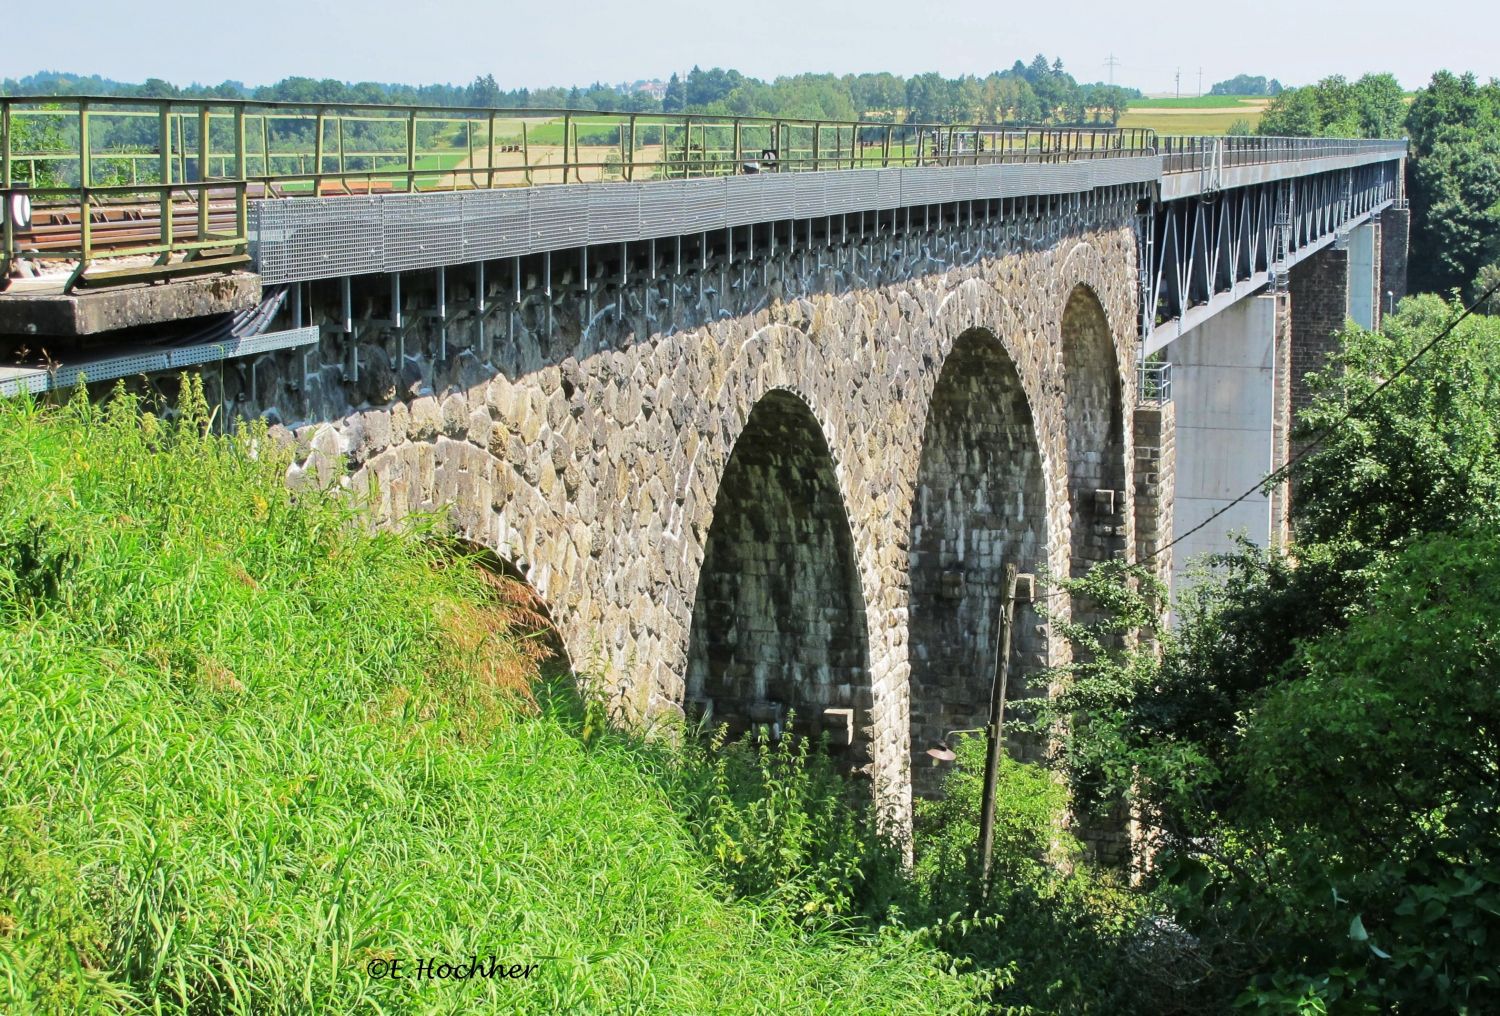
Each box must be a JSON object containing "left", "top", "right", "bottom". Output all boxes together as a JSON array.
[
  {"left": 476, "top": 261, "right": 487, "bottom": 358},
  {"left": 978, "top": 563, "right": 1020, "bottom": 899},
  {"left": 2, "top": 101, "right": 12, "bottom": 283},
  {"left": 437, "top": 265, "right": 448, "bottom": 361}
]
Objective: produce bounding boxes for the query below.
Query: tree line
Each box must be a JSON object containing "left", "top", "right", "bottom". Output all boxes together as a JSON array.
[
  {"left": 1209, "top": 73, "right": 1284, "bottom": 96},
  {"left": 2, "top": 59, "right": 1142, "bottom": 127},
  {"left": 1254, "top": 70, "right": 1500, "bottom": 301}
]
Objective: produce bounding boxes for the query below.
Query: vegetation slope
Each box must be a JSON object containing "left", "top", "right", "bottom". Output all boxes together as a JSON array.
[{"left": 0, "top": 383, "right": 979, "bottom": 1015}]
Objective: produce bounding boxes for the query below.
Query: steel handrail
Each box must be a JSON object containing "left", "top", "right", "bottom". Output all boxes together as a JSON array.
[
  {"left": 1, "top": 92, "right": 1406, "bottom": 291},
  {"left": 1, "top": 96, "right": 1163, "bottom": 285}
]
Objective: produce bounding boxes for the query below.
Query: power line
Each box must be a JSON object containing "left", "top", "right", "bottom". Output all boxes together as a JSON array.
[{"left": 1148, "top": 278, "right": 1500, "bottom": 563}]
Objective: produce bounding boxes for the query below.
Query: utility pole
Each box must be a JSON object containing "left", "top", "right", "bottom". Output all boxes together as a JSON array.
[
  {"left": 978, "top": 563, "right": 1021, "bottom": 898},
  {"left": 1175, "top": 67, "right": 1181, "bottom": 99},
  {"left": 1104, "top": 53, "right": 1121, "bottom": 86},
  {"left": 1198, "top": 66, "right": 1204, "bottom": 96}
]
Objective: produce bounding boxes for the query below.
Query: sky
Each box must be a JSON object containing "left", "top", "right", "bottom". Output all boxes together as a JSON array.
[{"left": 9, "top": 0, "right": 1498, "bottom": 95}]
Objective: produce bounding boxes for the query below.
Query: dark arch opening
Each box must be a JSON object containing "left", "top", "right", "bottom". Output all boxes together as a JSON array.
[
  {"left": 907, "top": 330, "right": 1048, "bottom": 796},
  {"left": 685, "top": 390, "right": 873, "bottom": 767},
  {"left": 1061, "top": 286, "right": 1128, "bottom": 578}
]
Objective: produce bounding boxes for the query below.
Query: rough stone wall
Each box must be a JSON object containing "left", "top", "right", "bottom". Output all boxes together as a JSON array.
[
  {"left": 686, "top": 389, "right": 872, "bottom": 764},
  {"left": 1132, "top": 402, "right": 1175, "bottom": 595},
  {"left": 244, "top": 201, "right": 1143, "bottom": 823},
  {"left": 1380, "top": 205, "right": 1411, "bottom": 307},
  {"left": 1061, "top": 288, "right": 1131, "bottom": 579},
  {"left": 1268, "top": 289, "right": 1293, "bottom": 546},
  {"left": 1288, "top": 244, "right": 1350, "bottom": 500}
]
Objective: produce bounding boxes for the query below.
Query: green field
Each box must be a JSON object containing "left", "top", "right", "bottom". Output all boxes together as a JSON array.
[
  {"left": 1120, "top": 110, "right": 1265, "bottom": 135},
  {"left": 1126, "top": 94, "right": 1270, "bottom": 109}
]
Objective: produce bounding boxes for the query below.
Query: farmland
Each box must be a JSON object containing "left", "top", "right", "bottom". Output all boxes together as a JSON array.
[{"left": 1119, "top": 94, "right": 1270, "bottom": 135}]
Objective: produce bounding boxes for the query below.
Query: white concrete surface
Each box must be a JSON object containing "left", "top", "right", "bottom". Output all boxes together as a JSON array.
[
  {"left": 1167, "top": 293, "right": 1278, "bottom": 597},
  {"left": 1348, "top": 221, "right": 1377, "bottom": 329}
]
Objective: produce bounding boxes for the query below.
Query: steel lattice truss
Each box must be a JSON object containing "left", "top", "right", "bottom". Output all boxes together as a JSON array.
[{"left": 1141, "top": 160, "right": 1401, "bottom": 349}]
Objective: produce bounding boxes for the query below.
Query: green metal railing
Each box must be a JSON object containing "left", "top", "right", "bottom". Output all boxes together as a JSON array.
[
  {"left": 3, "top": 97, "right": 254, "bottom": 286},
  {"left": 1, "top": 94, "right": 1162, "bottom": 287}
]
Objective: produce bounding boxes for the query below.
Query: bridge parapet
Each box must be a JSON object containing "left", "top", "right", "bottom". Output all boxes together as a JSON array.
[
  {"left": 1159, "top": 134, "right": 1407, "bottom": 175},
  {"left": 0, "top": 95, "right": 1409, "bottom": 374}
]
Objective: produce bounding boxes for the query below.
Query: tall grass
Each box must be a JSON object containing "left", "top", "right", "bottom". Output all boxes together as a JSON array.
[{"left": 0, "top": 382, "right": 979, "bottom": 1015}]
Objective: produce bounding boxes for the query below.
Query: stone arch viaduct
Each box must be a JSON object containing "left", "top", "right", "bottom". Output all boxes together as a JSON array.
[
  {"left": 330, "top": 218, "right": 1139, "bottom": 819},
  {"left": 0, "top": 114, "right": 1408, "bottom": 825}
]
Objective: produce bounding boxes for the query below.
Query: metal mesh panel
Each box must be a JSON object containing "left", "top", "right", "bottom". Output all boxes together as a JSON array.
[
  {"left": 675, "top": 179, "right": 728, "bottom": 234},
  {"left": 462, "top": 189, "right": 532, "bottom": 260},
  {"left": 896, "top": 170, "right": 944, "bottom": 207},
  {"left": 585, "top": 185, "right": 643, "bottom": 246},
  {"left": 871, "top": 169, "right": 904, "bottom": 210},
  {"left": 244, "top": 154, "right": 1332, "bottom": 285},
  {"left": 749, "top": 173, "right": 800, "bottom": 221},
  {"left": 975, "top": 165, "right": 1010, "bottom": 197},
  {"left": 821, "top": 173, "right": 862, "bottom": 218},
  {"left": 529, "top": 186, "right": 589, "bottom": 249},
  {"left": 0, "top": 327, "right": 320, "bottom": 397},
  {"left": 252, "top": 197, "right": 383, "bottom": 283},
  {"left": 998, "top": 165, "right": 1047, "bottom": 198},
  {"left": 790, "top": 174, "right": 828, "bottom": 219},
  {"left": 0, "top": 368, "right": 48, "bottom": 398},
  {"left": 384, "top": 193, "right": 467, "bottom": 272},
  {"left": 1087, "top": 156, "right": 1161, "bottom": 188},
  {"left": 228, "top": 325, "right": 320, "bottom": 358},
  {"left": 167, "top": 343, "right": 230, "bottom": 369},
  {"left": 55, "top": 351, "right": 171, "bottom": 389},
  {"left": 638, "top": 180, "right": 691, "bottom": 238},
  {"left": 723, "top": 176, "right": 770, "bottom": 227}
]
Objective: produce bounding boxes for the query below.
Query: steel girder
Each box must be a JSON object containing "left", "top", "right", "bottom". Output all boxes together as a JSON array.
[{"left": 1141, "top": 159, "right": 1401, "bottom": 346}]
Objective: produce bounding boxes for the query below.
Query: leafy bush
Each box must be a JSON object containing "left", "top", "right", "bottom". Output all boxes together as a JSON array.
[
  {"left": 661, "top": 726, "right": 906, "bottom": 925},
  {"left": 912, "top": 737, "right": 1166, "bottom": 1014},
  {"left": 1227, "top": 530, "right": 1500, "bottom": 1013},
  {"left": 1023, "top": 300, "right": 1500, "bottom": 1011}
]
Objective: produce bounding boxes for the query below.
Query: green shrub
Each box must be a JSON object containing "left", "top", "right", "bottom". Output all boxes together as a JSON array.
[
  {"left": 660, "top": 726, "right": 906, "bottom": 926},
  {"left": 912, "top": 738, "right": 1158, "bottom": 1014}
]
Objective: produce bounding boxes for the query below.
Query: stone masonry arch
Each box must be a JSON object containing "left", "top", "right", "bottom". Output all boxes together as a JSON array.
[
  {"left": 1060, "top": 283, "right": 1130, "bottom": 577},
  {"left": 906, "top": 328, "right": 1049, "bottom": 796},
  {"left": 685, "top": 388, "right": 873, "bottom": 766}
]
